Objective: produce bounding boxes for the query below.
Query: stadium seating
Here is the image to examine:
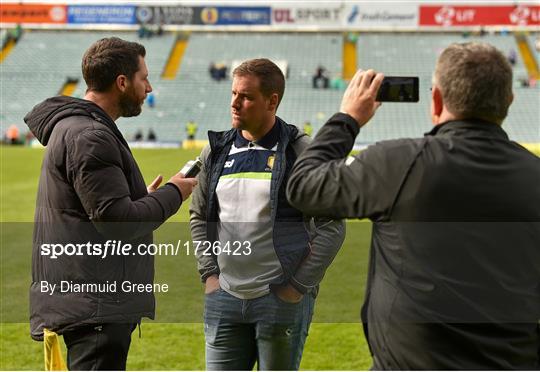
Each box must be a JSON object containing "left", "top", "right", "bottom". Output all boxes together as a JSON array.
[
  {"left": 355, "top": 33, "right": 539, "bottom": 144},
  {"left": 123, "top": 32, "right": 344, "bottom": 142},
  {"left": 0, "top": 30, "right": 175, "bottom": 141},
  {"left": 0, "top": 31, "right": 538, "bottom": 145}
]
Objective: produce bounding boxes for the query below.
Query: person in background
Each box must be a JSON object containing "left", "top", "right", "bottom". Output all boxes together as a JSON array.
[
  {"left": 303, "top": 121, "right": 313, "bottom": 137},
  {"left": 147, "top": 128, "right": 157, "bottom": 141},
  {"left": 5, "top": 124, "right": 20, "bottom": 144},
  {"left": 134, "top": 129, "right": 143, "bottom": 141},
  {"left": 146, "top": 91, "right": 155, "bottom": 108},
  {"left": 507, "top": 48, "right": 517, "bottom": 66},
  {"left": 186, "top": 120, "right": 198, "bottom": 140},
  {"left": 312, "top": 66, "right": 329, "bottom": 89}
]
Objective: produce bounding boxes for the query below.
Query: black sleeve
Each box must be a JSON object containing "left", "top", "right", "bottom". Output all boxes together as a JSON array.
[
  {"left": 68, "top": 128, "right": 182, "bottom": 239},
  {"left": 286, "top": 112, "right": 419, "bottom": 220}
]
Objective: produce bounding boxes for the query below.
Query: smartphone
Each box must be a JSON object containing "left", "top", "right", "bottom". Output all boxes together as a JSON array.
[
  {"left": 180, "top": 157, "right": 202, "bottom": 178},
  {"left": 376, "top": 76, "right": 419, "bottom": 102}
]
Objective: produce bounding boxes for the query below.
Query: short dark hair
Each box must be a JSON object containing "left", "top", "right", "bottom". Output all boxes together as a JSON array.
[
  {"left": 434, "top": 42, "right": 513, "bottom": 124},
  {"left": 233, "top": 58, "right": 285, "bottom": 107},
  {"left": 82, "top": 37, "right": 146, "bottom": 92}
]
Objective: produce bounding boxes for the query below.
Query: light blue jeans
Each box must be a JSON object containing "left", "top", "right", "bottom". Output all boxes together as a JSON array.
[{"left": 204, "top": 288, "right": 315, "bottom": 371}]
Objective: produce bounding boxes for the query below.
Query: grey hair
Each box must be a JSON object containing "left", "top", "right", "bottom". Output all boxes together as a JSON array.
[{"left": 434, "top": 42, "right": 513, "bottom": 124}]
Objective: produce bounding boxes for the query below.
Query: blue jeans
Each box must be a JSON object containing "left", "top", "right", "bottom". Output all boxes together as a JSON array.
[{"left": 204, "top": 288, "right": 315, "bottom": 371}]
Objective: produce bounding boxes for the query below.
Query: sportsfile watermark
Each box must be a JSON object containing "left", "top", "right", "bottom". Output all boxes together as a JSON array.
[
  {"left": 40, "top": 240, "right": 253, "bottom": 259},
  {"left": 2, "top": 221, "right": 537, "bottom": 323}
]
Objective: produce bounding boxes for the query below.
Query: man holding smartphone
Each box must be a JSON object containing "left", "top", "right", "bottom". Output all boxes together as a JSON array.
[
  {"left": 287, "top": 42, "right": 540, "bottom": 369},
  {"left": 190, "top": 58, "right": 345, "bottom": 370}
]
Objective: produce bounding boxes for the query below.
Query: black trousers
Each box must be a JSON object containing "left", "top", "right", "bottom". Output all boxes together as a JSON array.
[{"left": 63, "top": 323, "right": 136, "bottom": 370}]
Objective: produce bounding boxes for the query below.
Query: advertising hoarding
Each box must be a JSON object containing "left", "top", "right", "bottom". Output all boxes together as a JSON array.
[
  {"left": 420, "top": 5, "right": 540, "bottom": 27},
  {"left": 344, "top": 3, "right": 418, "bottom": 29},
  {"left": 135, "top": 6, "right": 196, "bottom": 25},
  {"left": 67, "top": 5, "right": 135, "bottom": 25},
  {"left": 0, "top": 3, "right": 67, "bottom": 24},
  {"left": 198, "top": 6, "right": 271, "bottom": 25},
  {"left": 272, "top": 3, "right": 343, "bottom": 28}
]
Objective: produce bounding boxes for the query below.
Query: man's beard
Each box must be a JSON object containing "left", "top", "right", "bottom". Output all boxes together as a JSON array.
[{"left": 118, "top": 88, "right": 142, "bottom": 117}]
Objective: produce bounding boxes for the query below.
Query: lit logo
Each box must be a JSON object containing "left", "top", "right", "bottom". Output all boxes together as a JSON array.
[
  {"left": 348, "top": 5, "right": 359, "bottom": 23},
  {"left": 50, "top": 6, "right": 66, "bottom": 22},
  {"left": 136, "top": 7, "right": 153, "bottom": 23},
  {"left": 224, "top": 159, "right": 235, "bottom": 169},
  {"left": 510, "top": 6, "right": 530, "bottom": 25},
  {"left": 266, "top": 155, "right": 274, "bottom": 171},
  {"left": 434, "top": 6, "right": 455, "bottom": 26},
  {"left": 201, "top": 7, "right": 218, "bottom": 24}
]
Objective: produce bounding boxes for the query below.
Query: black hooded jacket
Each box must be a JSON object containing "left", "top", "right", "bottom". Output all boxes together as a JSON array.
[{"left": 25, "top": 96, "right": 182, "bottom": 341}]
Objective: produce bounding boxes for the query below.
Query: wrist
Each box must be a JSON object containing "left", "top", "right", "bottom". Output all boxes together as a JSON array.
[
  {"left": 288, "top": 278, "right": 308, "bottom": 295},
  {"left": 205, "top": 274, "right": 218, "bottom": 283},
  {"left": 164, "top": 182, "right": 182, "bottom": 197}
]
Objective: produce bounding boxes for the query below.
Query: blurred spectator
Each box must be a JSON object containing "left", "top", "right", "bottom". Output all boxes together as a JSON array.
[
  {"left": 156, "top": 23, "right": 164, "bottom": 37},
  {"left": 312, "top": 66, "right": 329, "bottom": 89},
  {"left": 346, "top": 32, "right": 359, "bottom": 43},
  {"left": 2, "top": 24, "right": 23, "bottom": 50},
  {"left": 519, "top": 77, "right": 529, "bottom": 88},
  {"left": 518, "top": 76, "right": 537, "bottom": 88},
  {"left": 138, "top": 24, "right": 153, "bottom": 39},
  {"left": 330, "top": 75, "right": 346, "bottom": 90},
  {"left": 11, "top": 24, "right": 23, "bottom": 42},
  {"left": 24, "top": 130, "right": 34, "bottom": 146},
  {"left": 303, "top": 121, "right": 313, "bottom": 137},
  {"left": 146, "top": 92, "right": 155, "bottom": 108},
  {"left": 209, "top": 62, "right": 227, "bottom": 81},
  {"left": 134, "top": 130, "right": 143, "bottom": 141},
  {"left": 5, "top": 124, "right": 20, "bottom": 145},
  {"left": 507, "top": 49, "right": 517, "bottom": 67},
  {"left": 147, "top": 129, "right": 156, "bottom": 141},
  {"left": 186, "top": 120, "right": 198, "bottom": 140}
]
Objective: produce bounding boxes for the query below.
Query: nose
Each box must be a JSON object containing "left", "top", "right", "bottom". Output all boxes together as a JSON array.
[
  {"left": 231, "top": 94, "right": 240, "bottom": 110},
  {"left": 146, "top": 81, "right": 153, "bottom": 93}
]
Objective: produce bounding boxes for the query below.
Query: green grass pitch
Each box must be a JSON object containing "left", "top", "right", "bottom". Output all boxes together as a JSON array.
[{"left": 0, "top": 146, "right": 373, "bottom": 370}]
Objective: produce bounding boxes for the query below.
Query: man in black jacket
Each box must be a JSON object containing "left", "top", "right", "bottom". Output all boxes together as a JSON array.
[
  {"left": 24, "top": 37, "right": 197, "bottom": 370},
  {"left": 287, "top": 42, "right": 540, "bottom": 369}
]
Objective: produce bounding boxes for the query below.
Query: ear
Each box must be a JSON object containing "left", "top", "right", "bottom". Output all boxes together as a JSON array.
[
  {"left": 267, "top": 93, "right": 279, "bottom": 112},
  {"left": 115, "top": 74, "right": 129, "bottom": 93},
  {"left": 431, "top": 86, "right": 443, "bottom": 124}
]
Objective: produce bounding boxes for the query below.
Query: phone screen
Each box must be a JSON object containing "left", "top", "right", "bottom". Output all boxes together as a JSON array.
[{"left": 376, "top": 76, "right": 419, "bottom": 102}]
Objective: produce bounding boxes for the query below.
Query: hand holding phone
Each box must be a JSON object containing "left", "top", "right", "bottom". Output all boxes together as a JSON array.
[{"left": 340, "top": 69, "right": 384, "bottom": 128}]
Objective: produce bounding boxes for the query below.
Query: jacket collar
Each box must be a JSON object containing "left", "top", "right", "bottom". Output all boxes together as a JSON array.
[
  {"left": 209, "top": 116, "right": 297, "bottom": 153},
  {"left": 425, "top": 119, "right": 509, "bottom": 140},
  {"left": 24, "top": 96, "right": 127, "bottom": 148}
]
